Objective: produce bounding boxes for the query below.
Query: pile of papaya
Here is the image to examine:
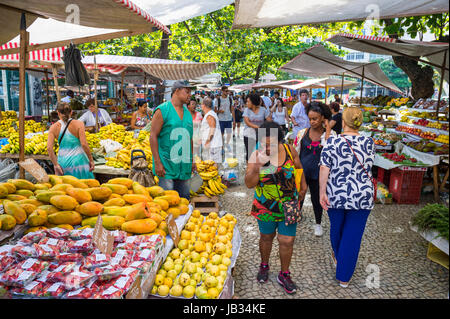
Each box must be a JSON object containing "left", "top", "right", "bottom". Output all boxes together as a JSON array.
[{"left": 0, "top": 176, "right": 189, "bottom": 239}]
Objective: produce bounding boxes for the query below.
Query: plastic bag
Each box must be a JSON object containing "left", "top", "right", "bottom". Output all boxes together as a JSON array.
[
  {"left": 110, "top": 250, "right": 133, "bottom": 268},
  {"left": 66, "top": 239, "right": 94, "bottom": 254},
  {"left": 0, "top": 256, "right": 16, "bottom": 273},
  {"left": 33, "top": 244, "right": 61, "bottom": 260},
  {"left": 46, "top": 228, "right": 71, "bottom": 240},
  {"left": 11, "top": 280, "right": 44, "bottom": 298},
  {"left": 47, "top": 262, "right": 77, "bottom": 283},
  {"left": 18, "top": 231, "right": 47, "bottom": 246},
  {"left": 128, "top": 261, "right": 152, "bottom": 274},
  {"left": 0, "top": 158, "right": 17, "bottom": 182},
  {"left": 41, "top": 282, "right": 66, "bottom": 298},
  {"left": 110, "top": 230, "right": 128, "bottom": 243},
  {"left": 100, "top": 139, "right": 123, "bottom": 153},
  {"left": 93, "top": 264, "right": 123, "bottom": 281},
  {"left": 132, "top": 249, "right": 156, "bottom": 262},
  {"left": 0, "top": 259, "right": 49, "bottom": 287},
  {"left": 56, "top": 253, "right": 84, "bottom": 263},
  {"left": 64, "top": 286, "right": 96, "bottom": 299},
  {"left": 93, "top": 284, "right": 125, "bottom": 299},
  {"left": 64, "top": 266, "right": 96, "bottom": 290},
  {"left": 84, "top": 253, "right": 111, "bottom": 269},
  {"left": 70, "top": 228, "right": 94, "bottom": 240},
  {"left": 11, "top": 245, "right": 37, "bottom": 260}
]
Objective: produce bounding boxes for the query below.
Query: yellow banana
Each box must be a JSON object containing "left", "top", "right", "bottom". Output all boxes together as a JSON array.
[
  {"left": 213, "top": 179, "right": 224, "bottom": 193},
  {"left": 208, "top": 179, "right": 219, "bottom": 194}
]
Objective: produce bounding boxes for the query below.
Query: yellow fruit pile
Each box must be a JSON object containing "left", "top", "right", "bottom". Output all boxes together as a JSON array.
[
  {"left": 0, "top": 177, "right": 189, "bottom": 237},
  {"left": 192, "top": 159, "right": 227, "bottom": 198},
  {"left": 435, "top": 134, "right": 449, "bottom": 144},
  {"left": 86, "top": 131, "right": 100, "bottom": 149},
  {"left": 0, "top": 132, "right": 58, "bottom": 155},
  {"left": 98, "top": 123, "right": 134, "bottom": 145},
  {"left": 105, "top": 137, "right": 153, "bottom": 170},
  {"left": 152, "top": 211, "right": 237, "bottom": 299}
]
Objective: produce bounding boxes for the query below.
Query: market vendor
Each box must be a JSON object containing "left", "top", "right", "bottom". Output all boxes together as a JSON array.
[
  {"left": 78, "top": 98, "right": 112, "bottom": 131},
  {"left": 47, "top": 102, "right": 95, "bottom": 179},
  {"left": 150, "top": 80, "right": 196, "bottom": 199},
  {"left": 130, "top": 101, "right": 151, "bottom": 130}
]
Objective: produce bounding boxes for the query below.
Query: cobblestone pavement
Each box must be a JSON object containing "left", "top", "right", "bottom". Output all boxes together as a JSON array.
[{"left": 218, "top": 133, "right": 449, "bottom": 299}]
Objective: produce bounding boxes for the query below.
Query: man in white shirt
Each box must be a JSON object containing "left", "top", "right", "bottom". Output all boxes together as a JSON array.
[
  {"left": 201, "top": 97, "right": 222, "bottom": 163},
  {"left": 214, "top": 86, "right": 235, "bottom": 153},
  {"left": 291, "top": 89, "right": 311, "bottom": 138},
  {"left": 78, "top": 98, "right": 112, "bottom": 131},
  {"left": 261, "top": 91, "right": 272, "bottom": 110},
  {"left": 61, "top": 90, "right": 74, "bottom": 103}
]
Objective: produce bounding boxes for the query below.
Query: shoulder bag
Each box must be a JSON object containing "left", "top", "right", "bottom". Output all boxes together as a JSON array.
[
  {"left": 284, "top": 144, "right": 303, "bottom": 194},
  {"left": 58, "top": 119, "right": 73, "bottom": 145},
  {"left": 343, "top": 136, "right": 377, "bottom": 201}
]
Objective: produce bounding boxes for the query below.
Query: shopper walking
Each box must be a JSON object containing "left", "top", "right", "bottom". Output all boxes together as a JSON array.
[
  {"left": 245, "top": 121, "right": 307, "bottom": 294},
  {"left": 329, "top": 102, "right": 343, "bottom": 135},
  {"left": 243, "top": 93, "right": 272, "bottom": 162},
  {"left": 294, "top": 101, "right": 334, "bottom": 237},
  {"left": 150, "top": 80, "right": 195, "bottom": 200},
  {"left": 47, "top": 102, "right": 95, "bottom": 179},
  {"left": 319, "top": 107, "right": 375, "bottom": 288},
  {"left": 271, "top": 98, "right": 289, "bottom": 137},
  {"left": 261, "top": 91, "right": 273, "bottom": 110},
  {"left": 232, "top": 96, "right": 244, "bottom": 138},
  {"left": 200, "top": 97, "right": 223, "bottom": 163},
  {"left": 214, "top": 86, "right": 234, "bottom": 153},
  {"left": 290, "top": 89, "right": 310, "bottom": 138}
]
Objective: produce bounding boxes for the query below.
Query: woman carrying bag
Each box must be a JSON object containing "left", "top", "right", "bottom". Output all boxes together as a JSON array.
[
  {"left": 245, "top": 121, "right": 307, "bottom": 294},
  {"left": 319, "top": 107, "right": 375, "bottom": 288}
]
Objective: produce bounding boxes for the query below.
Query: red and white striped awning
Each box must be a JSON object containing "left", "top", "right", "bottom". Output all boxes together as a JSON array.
[
  {"left": 0, "top": 42, "right": 65, "bottom": 68},
  {"left": 327, "top": 33, "right": 449, "bottom": 82}
]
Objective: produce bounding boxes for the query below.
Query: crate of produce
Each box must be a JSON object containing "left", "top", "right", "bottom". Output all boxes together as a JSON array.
[
  {"left": 389, "top": 166, "right": 427, "bottom": 204},
  {"left": 191, "top": 195, "right": 219, "bottom": 215},
  {"left": 377, "top": 167, "right": 391, "bottom": 187}
]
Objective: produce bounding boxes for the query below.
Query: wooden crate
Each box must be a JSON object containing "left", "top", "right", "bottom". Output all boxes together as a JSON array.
[{"left": 191, "top": 194, "right": 219, "bottom": 214}]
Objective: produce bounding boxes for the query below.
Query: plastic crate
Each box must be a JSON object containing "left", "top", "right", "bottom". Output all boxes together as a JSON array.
[
  {"left": 389, "top": 166, "right": 426, "bottom": 204},
  {"left": 377, "top": 167, "right": 391, "bottom": 186}
]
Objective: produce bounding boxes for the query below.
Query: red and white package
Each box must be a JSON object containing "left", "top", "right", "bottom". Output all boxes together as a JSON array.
[
  {"left": 35, "top": 270, "right": 51, "bottom": 283},
  {"left": 41, "top": 282, "right": 66, "bottom": 298},
  {"left": 94, "top": 284, "right": 125, "bottom": 299},
  {"left": 65, "top": 239, "right": 93, "bottom": 254},
  {"left": 33, "top": 244, "right": 60, "bottom": 260},
  {"left": 70, "top": 228, "right": 94, "bottom": 240},
  {"left": 11, "top": 245, "right": 36, "bottom": 260},
  {"left": 38, "top": 237, "right": 66, "bottom": 250},
  {"left": 45, "top": 227, "right": 71, "bottom": 239},
  {"left": 11, "top": 280, "right": 44, "bottom": 297},
  {"left": 0, "top": 256, "right": 16, "bottom": 273},
  {"left": 112, "top": 274, "right": 136, "bottom": 292},
  {"left": 83, "top": 253, "right": 111, "bottom": 269},
  {"left": 64, "top": 267, "right": 96, "bottom": 290},
  {"left": 56, "top": 252, "right": 84, "bottom": 263},
  {"left": 132, "top": 249, "right": 156, "bottom": 262},
  {"left": 110, "top": 230, "right": 127, "bottom": 243},
  {"left": 120, "top": 266, "right": 140, "bottom": 279},
  {"left": 18, "top": 231, "right": 47, "bottom": 246},
  {"left": 0, "top": 245, "right": 13, "bottom": 257},
  {"left": 0, "top": 259, "right": 49, "bottom": 287},
  {"left": 128, "top": 261, "right": 152, "bottom": 274},
  {"left": 93, "top": 264, "right": 123, "bottom": 281},
  {"left": 110, "top": 250, "right": 133, "bottom": 269},
  {"left": 64, "top": 286, "right": 96, "bottom": 299},
  {"left": 47, "top": 262, "right": 77, "bottom": 283}
]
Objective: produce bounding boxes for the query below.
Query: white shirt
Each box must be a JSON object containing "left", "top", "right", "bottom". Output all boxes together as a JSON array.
[
  {"left": 201, "top": 110, "right": 222, "bottom": 149},
  {"left": 214, "top": 96, "right": 233, "bottom": 122},
  {"left": 261, "top": 96, "right": 272, "bottom": 109},
  {"left": 291, "top": 100, "right": 310, "bottom": 137},
  {"left": 61, "top": 96, "right": 72, "bottom": 103},
  {"left": 78, "top": 108, "right": 112, "bottom": 127},
  {"left": 272, "top": 106, "right": 287, "bottom": 126}
]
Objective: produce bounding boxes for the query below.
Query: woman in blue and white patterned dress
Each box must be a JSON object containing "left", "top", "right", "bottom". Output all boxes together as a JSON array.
[{"left": 319, "top": 107, "right": 375, "bottom": 288}]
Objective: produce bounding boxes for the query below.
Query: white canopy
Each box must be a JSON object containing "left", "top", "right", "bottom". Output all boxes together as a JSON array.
[
  {"left": 279, "top": 44, "right": 402, "bottom": 93},
  {"left": 0, "top": 0, "right": 170, "bottom": 47},
  {"left": 327, "top": 33, "right": 449, "bottom": 82},
  {"left": 253, "top": 79, "right": 303, "bottom": 89},
  {"left": 282, "top": 77, "right": 359, "bottom": 90},
  {"left": 232, "top": 0, "right": 449, "bottom": 29}
]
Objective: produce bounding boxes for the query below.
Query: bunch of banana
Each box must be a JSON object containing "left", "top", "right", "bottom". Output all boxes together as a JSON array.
[
  {"left": 137, "top": 130, "right": 150, "bottom": 143},
  {"left": 86, "top": 131, "right": 101, "bottom": 149},
  {"left": 195, "top": 175, "right": 228, "bottom": 198},
  {"left": 0, "top": 131, "right": 19, "bottom": 154},
  {"left": 105, "top": 139, "right": 153, "bottom": 171},
  {"left": 24, "top": 133, "right": 48, "bottom": 155},
  {"left": 98, "top": 123, "right": 133, "bottom": 145}
]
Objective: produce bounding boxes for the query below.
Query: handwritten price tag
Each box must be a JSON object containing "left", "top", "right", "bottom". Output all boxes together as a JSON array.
[
  {"left": 166, "top": 213, "right": 179, "bottom": 246},
  {"left": 92, "top": 215, "right": 114, "bottom": 255}
]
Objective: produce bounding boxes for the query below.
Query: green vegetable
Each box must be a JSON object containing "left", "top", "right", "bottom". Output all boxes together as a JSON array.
[{"left": 411, "top": 204, "right": 449, "bottom": 241}]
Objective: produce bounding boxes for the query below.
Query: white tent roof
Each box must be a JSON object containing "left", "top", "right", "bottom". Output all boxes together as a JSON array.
[
  {"left": 232, "top": 0, "right": 449, "bottom": 29},
  {"left": 279, "top": 44, "right": 402, "bottom": 93},
  {"left": 282, "top": 77, "right": 359, "bottom": 90},
  {"left": 253, "top": 79, "right": 303, "bottom": 89},
  {"left": 327, "top": 33, "right": 449, "bottom": 82},
  {"left": 0, "top": 0, "right": 170, "bottom": 47}
]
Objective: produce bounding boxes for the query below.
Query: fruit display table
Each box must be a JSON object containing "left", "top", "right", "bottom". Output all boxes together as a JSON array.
[{"left": 0, "top": 154, "right": 50, "bottom": 161}]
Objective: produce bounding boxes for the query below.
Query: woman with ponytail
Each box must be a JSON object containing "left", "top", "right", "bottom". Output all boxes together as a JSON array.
[{"left": 47, "top": 102, "right": 95, "bottom": 178}]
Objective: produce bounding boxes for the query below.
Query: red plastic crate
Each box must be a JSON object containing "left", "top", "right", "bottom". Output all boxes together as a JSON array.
[
  {"left": 377, "top": 167, "right": 391, "bottom": 186},
  {"left": 389, "top": 166, "right": 426, "bottom": 204}
]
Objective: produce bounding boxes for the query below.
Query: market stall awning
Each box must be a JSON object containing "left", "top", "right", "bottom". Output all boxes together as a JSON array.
[
  {"left": 282, "top": 77, "right": 359, "bottom": 90},
  {"left": 232, "top": 0, "right": 449, "bottom": 29},
  {"left": 327, "top": 33, "right": 449, "bottom": 82},
  {"left": 279, "top": 44, "right": 402, "bottom": 93},
  {"left": 253, "top": 79, "right": 303, "bottom": 89},
  {"left": 0, "top": 42, "right": 65, "bottom": 68},
  {"left": 48, "top": 54, "right": 217, "bottom": 81}
]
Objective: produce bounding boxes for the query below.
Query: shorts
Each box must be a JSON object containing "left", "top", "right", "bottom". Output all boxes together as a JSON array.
[
  {"left": 158, "top": 177, "right": 191, "bottom": 200},
  {"left": 257, "top": 219, "right": 297, "bottom": 237},
  {"left": 219, "top": 120, "right": 232, "bottom": 134}
]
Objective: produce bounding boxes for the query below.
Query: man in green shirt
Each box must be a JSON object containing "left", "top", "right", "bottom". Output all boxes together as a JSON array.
[{"left": 150, "top": 80, "right": 196, "bottom": 199}]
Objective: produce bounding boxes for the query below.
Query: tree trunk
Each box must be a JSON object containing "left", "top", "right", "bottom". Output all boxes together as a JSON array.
[
  {"left": 384, "top": 20, "right": 435, "bottom": 99},
  {"left": 155, "top": 27, "right": 170, "bottom": 106}
]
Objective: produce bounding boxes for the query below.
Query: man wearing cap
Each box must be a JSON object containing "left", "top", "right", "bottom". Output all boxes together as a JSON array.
[
  {"left": 291, "top": 89, "right": 311, "bottom": 138},
  {"left": 150, "top": 80, "right": 196, "bottom": 199},
  {"left": 61, "top": 90, "right": 74, "bottom": 103}
]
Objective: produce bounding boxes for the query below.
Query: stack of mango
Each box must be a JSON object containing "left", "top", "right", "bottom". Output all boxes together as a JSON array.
[
  {"left": 0, "top": 176, "right": 189, "bottom": 240},
  {"left": 191, "top": 159, "right": 228, "bottom": 198},
  {"left": 152, "top": 211, "right": 237, "bottom": 299}
]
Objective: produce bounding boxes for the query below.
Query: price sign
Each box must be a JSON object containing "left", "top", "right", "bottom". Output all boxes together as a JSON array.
[
  {"left": 166, "top": 213, "right": 179, "bottom": 247},
  {"left": 92, "top": 215, "right": 114, "bottom": 255},
  {"left": 19, "top": 158, "right": 49, "bottom": 183},
  {"left": 126, "top": 275, "right": 143, "bottom": 299}
]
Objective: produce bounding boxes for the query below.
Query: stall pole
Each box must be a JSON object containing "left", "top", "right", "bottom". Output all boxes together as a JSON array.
[
  {"left": 45, "top": 69, "right": 50, "bottom": 117},
  {"left": 359, "top": 65, "right": 365, "bottom": 107},
  {"left": 121, "top": 72, "right": 124, "bottom": 105},
  {"left": 94, "top": 56, "right": 99, "bottom": 132},
  {"left": 340, "top": 73, "right": 344, "bottom": 102},
  {"left": 51, "top": 64, "right": 61, "bottom": 103},
  {"left": 324, "top": 80, "right": 328, "bottom": 104},
  {"left": 144, "top": 73, "right": 147, "bottom": 99},
  {"left": 18, "top": 13, "right": 29, "bottom": 179},
  {"left": 435, "top": 50, "right": 447, "bottom": 122}
]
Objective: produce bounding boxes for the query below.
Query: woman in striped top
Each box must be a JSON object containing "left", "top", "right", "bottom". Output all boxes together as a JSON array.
[{"left": 47, "top": 103, "right": 95, "bottom": 179}]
